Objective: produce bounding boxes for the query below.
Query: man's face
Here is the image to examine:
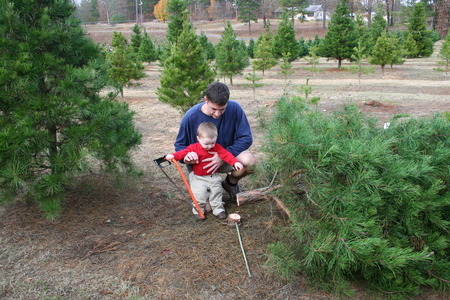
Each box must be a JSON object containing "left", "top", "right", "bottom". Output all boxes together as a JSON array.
[
  {"left": 197, "top": 136, "right": 216, "bottom": 151},
  {"left": 205, "top": 99, "right": 227, "bottom": 119}
]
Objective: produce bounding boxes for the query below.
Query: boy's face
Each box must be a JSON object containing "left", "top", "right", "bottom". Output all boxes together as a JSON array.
[{"left": 197, "top": 136, "right": 216, "bottom": 151}]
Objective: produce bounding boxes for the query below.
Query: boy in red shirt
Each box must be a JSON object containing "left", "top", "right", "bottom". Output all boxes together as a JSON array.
[{"left": 166, "top": 122, "right": 243, "bottom": 220}]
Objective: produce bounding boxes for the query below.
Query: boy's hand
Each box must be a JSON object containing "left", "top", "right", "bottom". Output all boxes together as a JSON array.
[
  {"left": 165, "top": 154, "right": 174, "bottom": 160},
  {"left": 234, "top": 162, "right": 244, "bottom": 171},
  {"left": 183, "top": 152, "right": 199, "bottom": 164}
]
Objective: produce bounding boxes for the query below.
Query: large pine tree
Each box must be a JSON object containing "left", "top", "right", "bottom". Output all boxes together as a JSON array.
[
  {"left": 237, "top": 0, "right": 260, "bottom": 36},
  {"left": 0, "top": 0, "right": 142, "bottom": 218},
  {"left": 406, "top": 2, "right": 434, "bottom": 58},
  {"left": 272, "top": 10, "right": 300, "bottom": 62},
  {"left": 215, "top": 21, "right": 250, "bottom": 85},
  {"left": 318, "top": 0, "right": 357, "bottom": 68},
  {"left": 157, "top": 14, "right": 215, "bottom": 112}
]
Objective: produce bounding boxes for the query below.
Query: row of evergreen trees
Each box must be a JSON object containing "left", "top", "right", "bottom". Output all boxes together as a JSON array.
[{"left": 125, "top": 0, "right": 441, "bottom": 114}]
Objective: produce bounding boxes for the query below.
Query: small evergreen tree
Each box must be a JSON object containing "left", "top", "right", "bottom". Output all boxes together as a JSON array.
[
  {"left": 303, "top": 45, "right": 321, "bottom": 77},
  {"left": 108, "top": 32, "right": 146, "bottom": 97},
  {"left": 244, "top": 68, "right": 264, "bottom": 100},
  {"left": 403, "top": 32, "right": 419, "bottom": 58},
  {"left": 253, "top": 24, "right": 278, "bottom": 76},
  {"left": 130, "top": 24, "right": 142, "bottom": 53},
  {"left": 369, "top": 32, "right": 402, "bottom": 76},
  {"left": 406, "top": 2, "right": 434, "bottom": 58},
  {"left": 344, "top": 41, "right": 375, "bottom": 85},
  {"left": 279, "top": 53, "right": 295, "bottom": 91},
  {"left": 138, "top": 30, "right": 158, "bottom": 64},
  {"left": 317, "top": 0, "right": 357, "bottom": 68},
  {"left": 437, "top": 33, "right": 450, "bottom": 78},
  {"left": 215, "top": 21, "right": 250, "bottom": 85},
  {"left": 272, "top": 10, "right": 300, "bottom": 62},
  {"left": 157, "top": 15, "right": 215, "bottom": 112},
  {"left": 298, "top": 37, "right": 309, "bottom": 58}
]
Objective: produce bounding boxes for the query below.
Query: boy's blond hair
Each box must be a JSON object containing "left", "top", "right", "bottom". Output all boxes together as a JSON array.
[{"left": 197, "top": 122, "right": 218, "bottom": 139}]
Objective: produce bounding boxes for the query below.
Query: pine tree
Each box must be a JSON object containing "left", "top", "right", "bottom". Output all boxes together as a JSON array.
[
  {"left": 317, "top": 0, "right": 357, "bottom": 68},
  {"left": 198, "top": 31, "right": 215, "bottom": 60},
  {"left": 157, "top": 15, "right": 215, "bottom": 113},
  {"left": 247, "top": 38, "right": 256, "bottom": 58},
  {"left": 215, "top": 21, "right": 250, "bottom": 85},
  {"left": 130, "top": 24, "right": 142, "bottom": 53},
  {"left": 237, "top": 0, "right": 260, "bottom": 36},
  {"left": 272, "top": 10, "right": 300, "bottom": 62},
  {"left": 138, "top": 30, "right": 158, "bottom": 64},
  {"left": 406, "top": 2, "right": 434, "bottom": 58},
  {"left": 108, "top": 32, "right": 146, "bottom": 97},
  {"left": 369, "top": 32, "right": 401, "bottom": 76},
  {"left": 438, "top": 33, "right": 450, "bottom": 78},
  {"left": 253, "top": 24, "right": 278, "bottom": 76},
  {"left": 261, "top": 95, "right": 450, "bottom": 297},
  {"left": 244, "top": 68, "right": 264, "bottom": 100},
  {"left": 369, "top": 7, "right": 387, "bottom": 52},
  {"left": 166, "top": 0, "right": 189, "bottom": 44},
  {"left": 403, "top": 33, "right": 419, "bottom": 59},
  {"left": 0, "top": 0, "right": 142, "bottom": 219}
]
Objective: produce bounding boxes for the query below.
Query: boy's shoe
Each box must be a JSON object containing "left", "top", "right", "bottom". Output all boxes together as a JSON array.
[
  {"left": 222, "top": 179, "right": 240, "bottom": 203},
  {"left": 216, "top": 211, "right": 227, "bottom": 219},
  {"left": 193, "top": 213, "right": 203, "bottom": 220}
]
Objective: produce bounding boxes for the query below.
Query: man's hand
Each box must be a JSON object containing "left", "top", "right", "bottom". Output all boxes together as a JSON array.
[
  {"left": 203, "top": 151, "right": 223, "bottom": 173},
  {"left": 183, "top": 152, "right": 199, "bottom": 164}
]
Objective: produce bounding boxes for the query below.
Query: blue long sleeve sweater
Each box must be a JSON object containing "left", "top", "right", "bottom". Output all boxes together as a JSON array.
[{"left": 174, "top": 100, "right": 253, "bottom": 157}]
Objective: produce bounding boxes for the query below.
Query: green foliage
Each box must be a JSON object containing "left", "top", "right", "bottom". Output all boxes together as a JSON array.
[
  {"left": 243, "top": 68, "right": 264, "bottom": 100},
  {"left": 253, "top": 24, "right": 278, "bottom": 76},
  {"left": 279, "top": 54, "right": 294, "bottom": 87},
  {"left": 297, "top": 37, "right": 309, "bottom": 58},
  {"left": 406, "top": 2, "right": 434, "bottom": 58},
  {"left": 0, "top": 0, "right": 142, "bottom": 219},
  {"left": 369, "top": 7, "right": 387, "bottom": 53},
  {"left": 247, "top": 38, "right": 255, "bottom": 58},
  {"left": 107, "top": 32, "right": 146, "bottom": 97},
  {"left": 369, "top": 32, "right": 402, "bottom": 76},
  {"left": 317, "top": 0, "right": 357, "bottom": 68},
  {"left": 261, "top": 95, "right": 450, "bottom": 297},
  {"left": 166, "top": 0, "right": 189, "bottom": 44},
  {"left": 157, "top": 15, "right": 215, "bottom": 113},
  {"left": 138, "top": 30, "right": 158, "bottom": 64},
  {"left": 302, "top": 45, "right": 321, "bottom": 76},
  {"left": 437, "top": 33, "right": 450, "bottom": 78},
  {"left": 131, "top": 24, "right": 142, "bottom": 53},
  {"left": 215, "top": 21, "right": 250, "bottom": 85},
  {"left": 403, "top": 32, "right": 419, "bottom": 58},
  {"left": 272, "top": 10, "right": 300, "bottom": 62},
  {"left": 237, "top": 0, "right": 259, "bottom": 28},
  {"left": 342, "top": 42, "right": 374, "bottom": 85},
  {"left": 198, "top": 31, "right": 215, "bottom": 60}
]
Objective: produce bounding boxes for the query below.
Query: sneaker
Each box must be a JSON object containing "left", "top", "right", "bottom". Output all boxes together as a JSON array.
[
  {"left": 216, "top": 211, "right": 227, "bottom": 219},
  {"left": 222, "top": 179, "right": 240, "bottom": 202}
]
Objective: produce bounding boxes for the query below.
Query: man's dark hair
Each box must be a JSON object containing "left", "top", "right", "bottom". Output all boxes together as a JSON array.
[{"left": 205, "top": 82, "right": 229, "bottom": 106}]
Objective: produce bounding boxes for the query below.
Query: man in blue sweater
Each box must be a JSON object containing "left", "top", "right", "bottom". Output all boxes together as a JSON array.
[{"left": 174, "top": 82, "right": 255, "bottom": 202}]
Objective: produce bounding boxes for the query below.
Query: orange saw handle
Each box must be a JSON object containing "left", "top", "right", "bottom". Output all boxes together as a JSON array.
[{"left": 170, "top": 158, "right": 205, "bottom": 219}]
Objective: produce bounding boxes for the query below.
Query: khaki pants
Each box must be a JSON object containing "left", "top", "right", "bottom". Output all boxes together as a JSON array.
[{"left": 189, "top": 172, "right": 224, "bottom": 216}]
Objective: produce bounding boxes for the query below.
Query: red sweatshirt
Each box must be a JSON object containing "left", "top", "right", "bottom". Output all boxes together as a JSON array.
[{"left": 171, "top": 142, "right": 239, "bottom": 176}]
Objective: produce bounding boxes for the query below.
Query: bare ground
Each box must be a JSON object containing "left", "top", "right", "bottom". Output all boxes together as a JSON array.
[{"left": 1, "top": 20, "right": 450, "bottom": 300}]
